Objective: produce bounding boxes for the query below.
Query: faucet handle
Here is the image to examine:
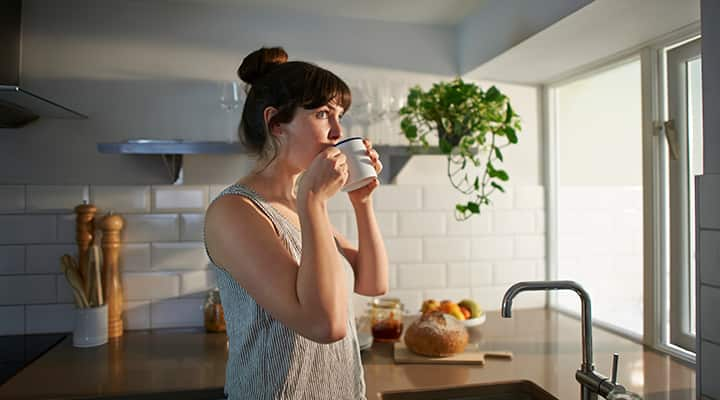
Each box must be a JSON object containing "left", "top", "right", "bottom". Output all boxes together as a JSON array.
[{"left": 611, "top": 353, "right": 619, "bottom": 384}]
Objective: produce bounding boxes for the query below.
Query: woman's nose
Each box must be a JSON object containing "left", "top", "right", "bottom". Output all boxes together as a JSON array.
[{"left": 329, "top": 118, "right": 343, "bottom": 140}]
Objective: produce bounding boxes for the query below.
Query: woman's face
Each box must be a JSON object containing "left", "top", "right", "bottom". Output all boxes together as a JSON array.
[{"left": 275, "top": 101, "right": 345, "bottom": 170}]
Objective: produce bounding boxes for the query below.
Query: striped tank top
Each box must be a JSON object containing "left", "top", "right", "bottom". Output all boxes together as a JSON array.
[{"left": 203, "top": 183, "right": 367, "bottom": 400}]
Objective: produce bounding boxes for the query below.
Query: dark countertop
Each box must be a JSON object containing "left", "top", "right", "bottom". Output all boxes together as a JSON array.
[
  {"left": 0, "top": 309, "right": 695, "bottom": 400},
  {"left": 0, "top": 334, "right": 67, "bottom": 387}
]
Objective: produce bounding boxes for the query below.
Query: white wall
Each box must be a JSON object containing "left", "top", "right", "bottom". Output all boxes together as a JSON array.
[
  {"left": 698, "top": 1, "right": 720, "bottom": 398},
  {"left": 0, "top": 0, "right": 456, "bottom": 184}
]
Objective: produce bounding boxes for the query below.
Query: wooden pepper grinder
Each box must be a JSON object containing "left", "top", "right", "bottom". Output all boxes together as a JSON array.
[
  {"left": 74, "top": 201, "right": 97, "bottom": 297},
  {"left": 101, "top": 212, "right": 125, "bottom": 338}
]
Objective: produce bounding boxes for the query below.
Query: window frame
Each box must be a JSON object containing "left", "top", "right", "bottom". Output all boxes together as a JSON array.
[{"left": 542, "top": 22, "right": 701, "bottom": 364}]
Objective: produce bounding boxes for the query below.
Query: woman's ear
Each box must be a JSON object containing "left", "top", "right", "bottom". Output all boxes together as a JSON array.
[{"left": 263, "top": 106, "right": 282, "bottom": 136}]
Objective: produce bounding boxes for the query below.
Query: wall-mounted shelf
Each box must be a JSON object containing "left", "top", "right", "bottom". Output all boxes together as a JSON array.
[{"left": 97, "top": 140, "right": 445, "bottom": 184}]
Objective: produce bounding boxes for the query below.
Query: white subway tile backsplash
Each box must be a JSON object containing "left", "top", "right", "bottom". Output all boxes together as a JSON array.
[
  {"left": 122, "top": 272, "right": 180, "bottom": 300},
  {"left": 514, "top": 236, "right": 545, "bottom": 258},
  {"left": 122, "top": 214, "right": 180, "bottom": 243},
  {"left": 514, "top": 186, "right": 544, "bottom": 209},
  {"left": 493, "top": 260, "right": 538, "bottom": 285},
  {"left": 209, "top": 184, "right": 230, "bottom": 202},
  {"left": 492, "top": 210, "right": 536, "bottom": 234},
  {"left": 446, "top": 214, "right": 473, "bottom": 236},
  {"left": 151, "top": 242, "right": 208, "bottom": 270},
  {"left": 374, "top": 186, "right": 422, "bottom": 211},
  {"left": 388, "top": 264, "right": 397, "bottom": 289},
  {"left": 25, "top": 244, "right": 76, "bottom": 274},
  {"left": 424, "top": 238, "right": 470, "bottom": 262},
  {"left": 180, "top": 214, "right": 205, "bottom": 242},
  {"left": 698, "top": 175, "right": 720, "bottom": 229},
  {"left": 56, "top": 274, "right": 75, "bottom": 304},
  {"left": 376, "top": 212, "right": 398, "bottom": 238},
  {"left": 120, "top": 243, "right": 152, "bottom": 271},
  {"left": 180, "top": 269, "right": 217, "bottom": 296},
  {"left": 447, "top": 262, "right": 492, "bottom": 288},
  {"left": 0, "top": 215, "right": 56, "bottom": 244},
  {"left": 0, "top": 246, "right": 25, "bottom": 274},
  {"left": 489, "top": 189, "right": 514, "bottom": 209},
  {"left": 423, "top": 288, "right": 471, "bottom": 303},
  {"left": 0, "top": 275, "right": 56, "bottom": 305},
  {"left": 150, "top": 298, "right": 203, "bottom": 329},
  {"left": 422, "top": 186, "right": 466, "bottom": 211},
  {"left": 470, "top": 286, "right": 508, "bottom": 312},
  {"left": 26, "top": 185, "right": 88, "bottom": 213},
  {"left": 124, "top": 300, "right": 151, "bottom": 330},
  {"left": 327, "top": 193, "right": 353, "bottom": 211},
  {"left": 397, "top": 264, "right": 446, "bottom": 289},
  {"left": 0, "top": 186, "right": 25, "bottom": 213},
  {"left": 0, "top": 306, "right": 24, "bottom": 335},
  {"left": 471, "top": 237, "right": 514, "bottom": 260},
  {"left": 26, "top": 304, "right": 75, "bottom": 333},
  {"left": 384, "top": 289, "right": 422, "bottom": 315},
  {"left": 385, "top": 238, "right": 422, "bottom": 263},
  {"left": 90, "top": 185, "right": 151, "bottom": 213},
  {"left": 55, "top": 214, "right": 76, "bottom": 243},
  {"left": 701, "top": 285, "right": 720, "bottom": 344},
  {"left": 700, "top": 230, "right": 720, "bottom": 287},
  {"left": 470, "top": 214, "right": 493, "bottom": 235},
  {"left": 328, "top": 212, "right": 348, "bottom": 237},
  {"left": 398, "top": 212, "right": 446, "bottom": 236},
  {"left": 152, "top": 185, "right": 208, "bottom": 212}
]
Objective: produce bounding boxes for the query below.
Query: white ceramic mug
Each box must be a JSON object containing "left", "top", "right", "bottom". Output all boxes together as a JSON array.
[
  {"left": 73, "top": 304, "right": 108, "bottom": 348},
  {"left": 335, "top": 137, "right": 377, "bottom": 192}
]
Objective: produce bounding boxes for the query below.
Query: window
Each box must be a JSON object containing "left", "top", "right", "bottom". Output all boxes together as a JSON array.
[{"left": 548, "top": 59, "right": 644, "bottom": 338}]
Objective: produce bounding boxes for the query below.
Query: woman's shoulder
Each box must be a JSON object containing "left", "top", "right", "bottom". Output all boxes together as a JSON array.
[{"left": 206, "top": 188, "right": 274, "bottom": 234}]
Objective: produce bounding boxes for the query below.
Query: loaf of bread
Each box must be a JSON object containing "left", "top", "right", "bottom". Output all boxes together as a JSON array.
[{"left": 403, "top": 311, "right": 469, "bottom": 357}]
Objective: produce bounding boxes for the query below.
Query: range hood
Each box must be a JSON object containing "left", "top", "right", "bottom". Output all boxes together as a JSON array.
[{"left": 0, "top": 0, "right": 87, "bottom": 128}]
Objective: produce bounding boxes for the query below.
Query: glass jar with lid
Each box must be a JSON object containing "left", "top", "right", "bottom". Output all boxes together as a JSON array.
[
  {"left": 367, "top": 297, "right": 404, "bottom": 342},
  {"left": 203, "top": 288, "right": 226, "bottom": 333}
]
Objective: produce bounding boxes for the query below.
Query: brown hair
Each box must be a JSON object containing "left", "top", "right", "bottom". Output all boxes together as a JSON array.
[{"left": 237, "top": 47, "right": 352, "bottom": 168}]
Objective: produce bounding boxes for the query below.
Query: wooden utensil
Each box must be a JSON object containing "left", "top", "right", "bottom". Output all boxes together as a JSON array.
[
  {"left": 74, "top": 202, "right": 97, "bottom": 298},
  {"left": 92, "top": 245, "right": 103, "bottom": 306},
  {"left": 61, "top": 255, "right": 89, "bottom": 308},
  {"left": 393, "top": 342, "right": 513, "bottom": 365}
]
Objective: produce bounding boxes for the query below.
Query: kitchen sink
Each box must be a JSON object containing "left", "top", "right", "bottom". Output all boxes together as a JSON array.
[
  {"left": 71, "top": 387, "right": 226, "bottom": 400},
  {"left": 380, "top": 380, "right": 558, "bottom": 400}
]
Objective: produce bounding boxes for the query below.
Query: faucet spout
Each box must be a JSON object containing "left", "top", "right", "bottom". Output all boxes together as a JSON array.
[{"left": 501, "top": 280, "right": 594, "bottom": 372}]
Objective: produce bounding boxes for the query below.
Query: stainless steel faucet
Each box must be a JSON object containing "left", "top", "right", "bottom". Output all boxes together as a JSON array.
[{"left": 501, "top": 280, "right": 637, "bottom": 400}]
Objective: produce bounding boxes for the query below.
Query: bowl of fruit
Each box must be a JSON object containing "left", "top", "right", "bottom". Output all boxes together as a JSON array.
[{"left": 419, "top": 299, "right": 485, "bottom": 327}]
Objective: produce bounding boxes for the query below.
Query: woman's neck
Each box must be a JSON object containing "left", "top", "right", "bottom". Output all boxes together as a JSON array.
[{"left": 241, "top": 161, "right": 301, "bottom": 205}]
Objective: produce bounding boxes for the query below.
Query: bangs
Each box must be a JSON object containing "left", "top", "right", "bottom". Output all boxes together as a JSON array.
[{"left": 300, "top": 66, "right": 352, "bottom": 112}]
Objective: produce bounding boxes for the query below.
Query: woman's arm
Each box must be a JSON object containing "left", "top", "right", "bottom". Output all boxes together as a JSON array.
[
  {"left": 334, "top": 197, "right": 389, "bottom": 296},
  {"left": 206, "top": 195, "right": 348, "bottom": 344}
]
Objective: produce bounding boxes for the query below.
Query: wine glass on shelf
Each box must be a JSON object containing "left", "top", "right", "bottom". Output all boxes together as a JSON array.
[{"left": 220, "top": 81, "right": 243, "bottom": 111}]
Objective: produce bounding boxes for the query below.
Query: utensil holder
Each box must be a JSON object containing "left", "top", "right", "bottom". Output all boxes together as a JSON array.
[{"left": 73, "top": 304, "right": 108, "bottom": 348}]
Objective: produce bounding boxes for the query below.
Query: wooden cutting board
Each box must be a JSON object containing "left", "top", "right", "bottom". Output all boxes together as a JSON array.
[{"left": 393, "top": 342, "right": 513, "bottom": 365}]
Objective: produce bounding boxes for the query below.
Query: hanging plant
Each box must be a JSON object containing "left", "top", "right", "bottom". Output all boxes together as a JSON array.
[{"left": 399, "top": 78, "right": 521, "bottom": 220}]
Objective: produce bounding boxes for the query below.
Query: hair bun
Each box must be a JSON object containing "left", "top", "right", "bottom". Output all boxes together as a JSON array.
[{"left": 237, "top": 47, "right": 288, "bottom": 85}]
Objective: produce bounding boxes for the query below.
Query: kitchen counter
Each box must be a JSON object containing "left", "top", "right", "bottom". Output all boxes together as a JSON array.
[{"left": 0, "top": 309, "right": 695, "bottom": 400}]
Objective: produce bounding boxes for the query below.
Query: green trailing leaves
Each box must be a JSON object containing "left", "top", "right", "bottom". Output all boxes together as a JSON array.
[{"left": 398, "top": 78, "right": 521, "bottom": 220}]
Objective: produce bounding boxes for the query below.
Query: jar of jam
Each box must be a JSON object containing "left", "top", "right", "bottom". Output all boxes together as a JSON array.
[
  {"left": 368, "top": 297, "right": 404, "bottom": 342},
  {"left": 203, "top": 288, "right": 226, "bottom": 333}
]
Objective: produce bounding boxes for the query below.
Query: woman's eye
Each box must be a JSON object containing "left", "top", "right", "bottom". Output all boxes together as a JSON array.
[{"left": 316, "top": 110, "right": 329, "bottom": 119}]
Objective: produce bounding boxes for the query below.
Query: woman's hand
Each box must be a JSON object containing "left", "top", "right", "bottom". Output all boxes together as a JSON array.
[
  {"left": 348, "top": 138, "right": 382, "bottom": 206},
  {"left": 299, "top": 147, "right": 349, "bottom": 204}
]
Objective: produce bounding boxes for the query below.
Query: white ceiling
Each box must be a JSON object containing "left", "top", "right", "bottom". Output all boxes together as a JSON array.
[
  {"left": 466, "top": 0, "right": 701, "bottom": 84},
  {"left": 163, "top": 0, "right": 488, "bottom": 25}
]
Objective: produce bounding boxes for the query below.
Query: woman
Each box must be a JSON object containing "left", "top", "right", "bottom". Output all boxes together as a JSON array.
[{"left": 204, "top": 47, "right": 388, "bottom": 400}]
